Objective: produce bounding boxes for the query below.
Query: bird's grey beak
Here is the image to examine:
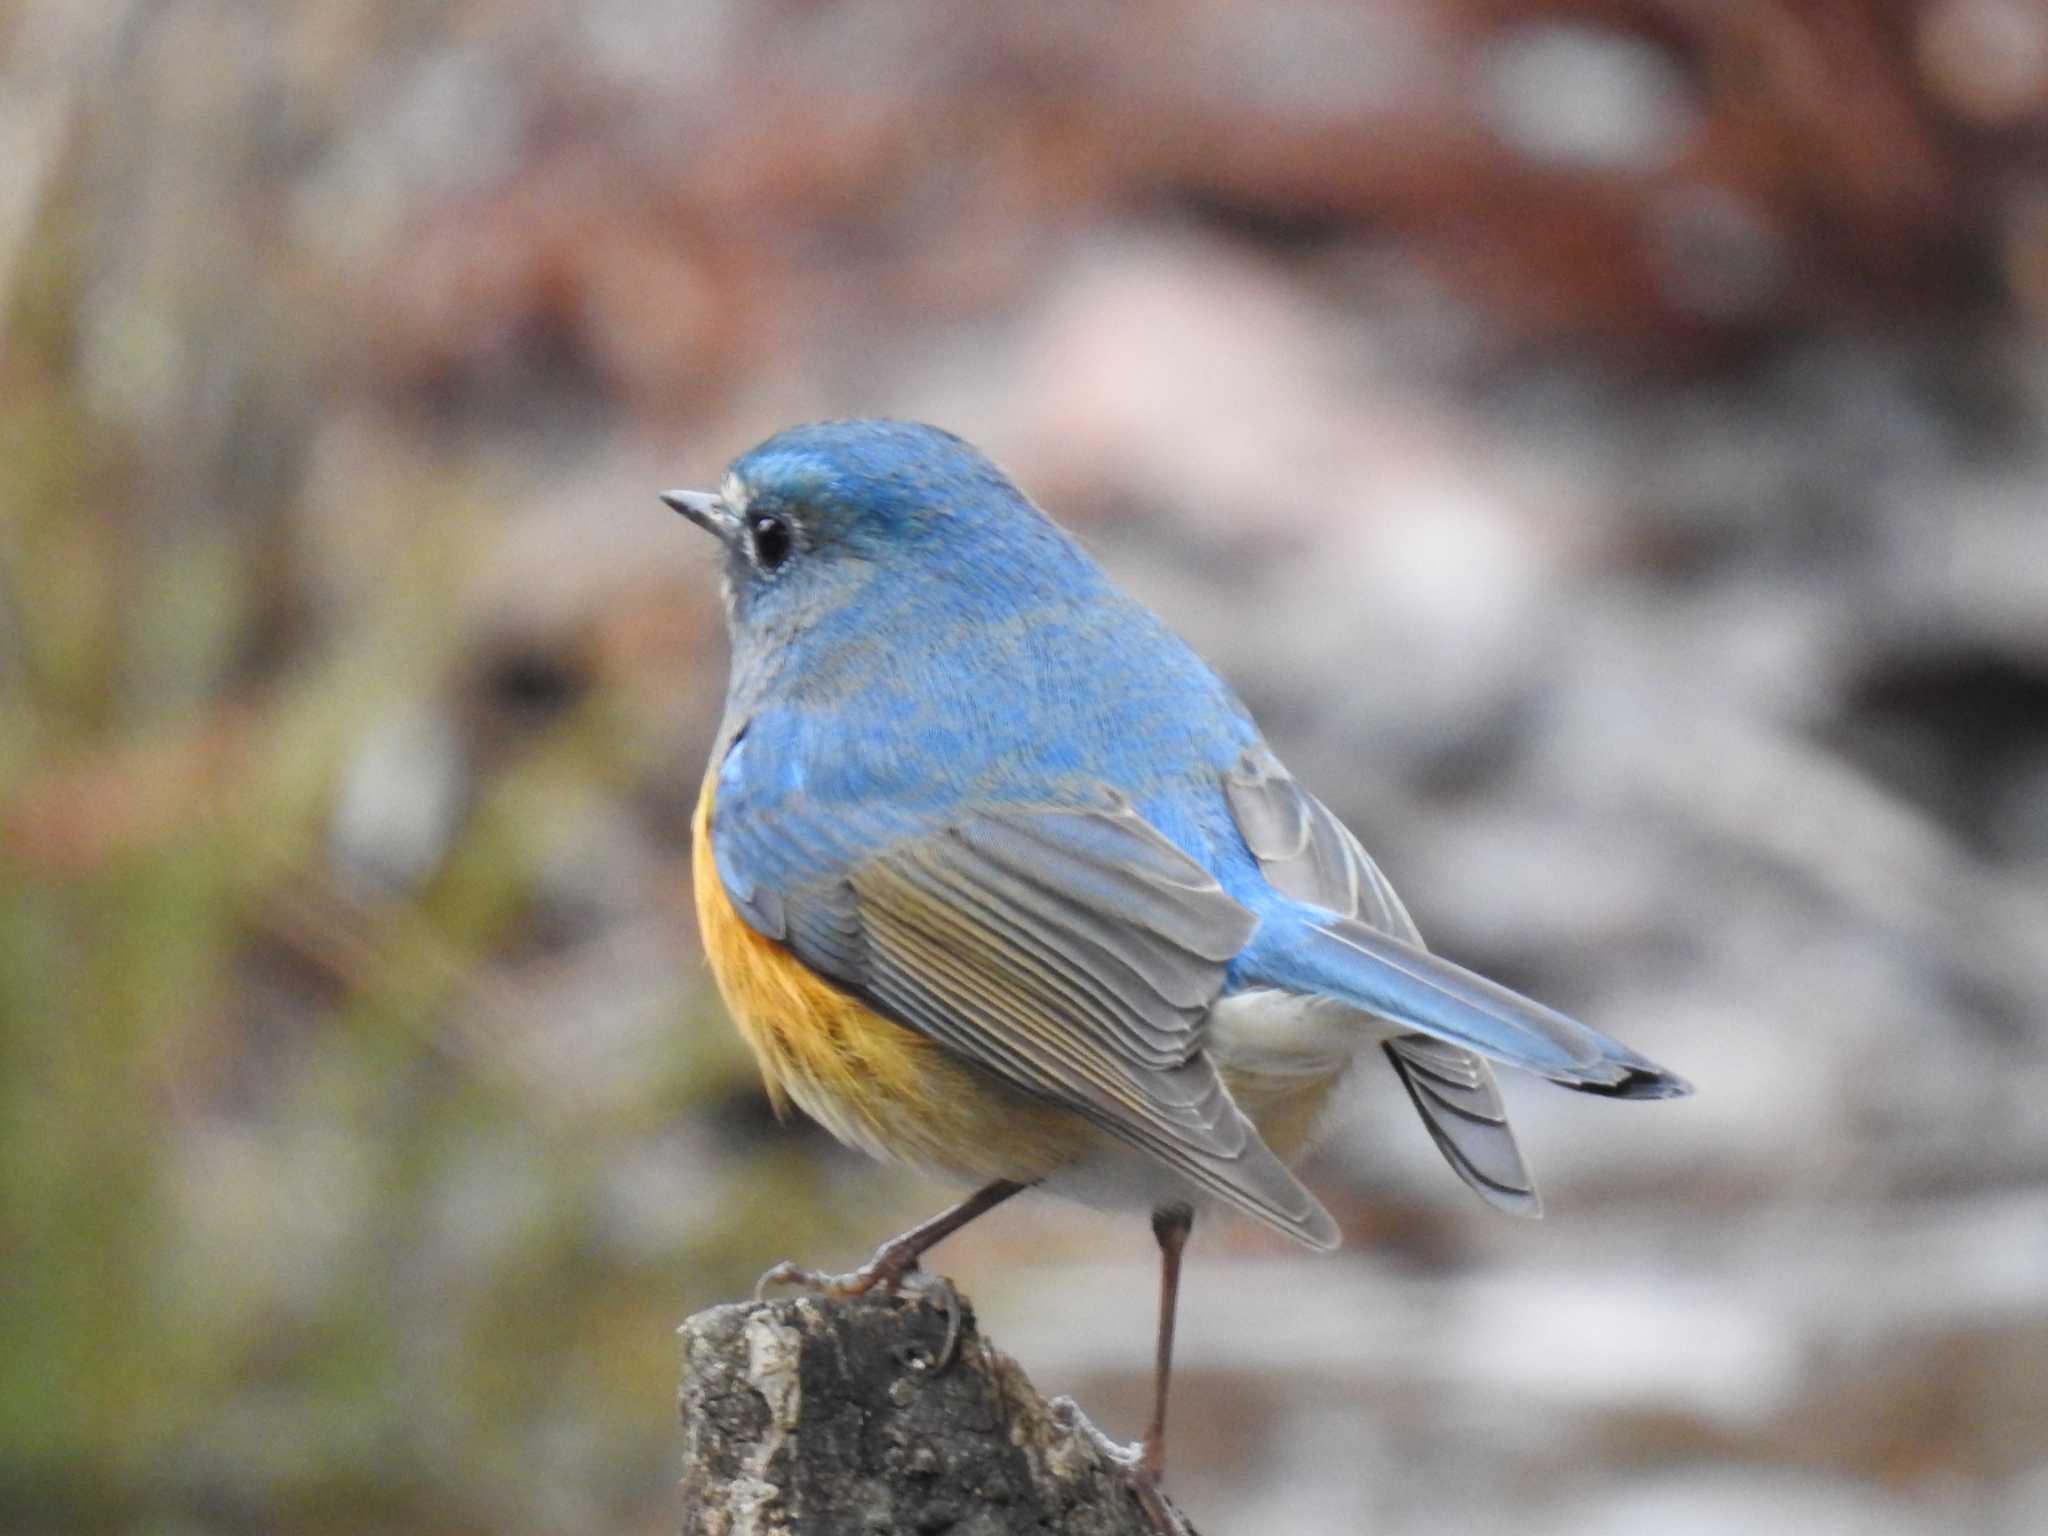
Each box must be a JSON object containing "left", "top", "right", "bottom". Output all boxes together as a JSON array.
[{"left": 661, "top": 489, "right": 741, "bottom": 546}]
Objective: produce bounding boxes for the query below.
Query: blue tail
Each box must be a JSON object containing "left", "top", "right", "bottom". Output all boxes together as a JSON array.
[{"left": 1247, "top": 912, "right": 1691, "bottom": 1100}]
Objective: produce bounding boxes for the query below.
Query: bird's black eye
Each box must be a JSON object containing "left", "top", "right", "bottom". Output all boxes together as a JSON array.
[{"left": 748, "top": 513, "right": 793, "bottom": 571}]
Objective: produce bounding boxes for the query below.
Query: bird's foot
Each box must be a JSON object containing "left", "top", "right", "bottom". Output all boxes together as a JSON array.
[
  {"left": 1049, "top": 1398, "right": 1192, "bottom": 1535},
  {"left": 754, "top": 1243, "right": 967, "bottom": 1369}
]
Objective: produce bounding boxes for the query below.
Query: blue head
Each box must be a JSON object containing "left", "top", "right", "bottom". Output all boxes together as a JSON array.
[
  {"left": 664, "top": 420, "right": 1111, "bottom": 698},
  {"left": 665, "top": 418, "right": 1267, "bottom": 862}
]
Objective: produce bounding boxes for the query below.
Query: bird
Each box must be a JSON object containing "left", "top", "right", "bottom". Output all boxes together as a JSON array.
[{"left": 664, "top": 419, "right": 1688, "bottom": 1528}]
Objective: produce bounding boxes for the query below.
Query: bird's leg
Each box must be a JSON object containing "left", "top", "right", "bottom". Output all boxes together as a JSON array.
[
  {"left": 755, "top": 1177, "right": 1026, "bottom": 1296},
  {"left": 755, "top": 1178, "right": 1027, "bottom": 1367},
  {"left": 1132, "top": 1201, "right": 1194, "bottom": 1528},
  {"left": 1052, "top": 1203, "right": 1198, "bottom": 1534}
]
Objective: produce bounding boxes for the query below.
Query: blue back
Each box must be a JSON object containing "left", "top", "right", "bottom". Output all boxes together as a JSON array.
[{"left": 711, "top": 422, "right": 1270, "bottom": 913}]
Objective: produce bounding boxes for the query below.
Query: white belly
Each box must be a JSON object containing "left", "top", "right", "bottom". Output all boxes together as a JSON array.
[{"left": 1205, "top": 986, "right": 1386, "bottom": 1080}]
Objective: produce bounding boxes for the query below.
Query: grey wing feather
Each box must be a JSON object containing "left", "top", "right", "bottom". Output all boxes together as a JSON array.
[
  {"left": 1227, "top": 747, "right": 1541, "bottom": 1216},
  {"left": 782, "top": 878, "right": 866, "bottom": 979},
  {"left": 799, "top": 793, "right": 1337, "bottom": 1250},
  {"left": 1381, "top": 1035, "right": 1540, "bottom": 1216},
  {"left": 727, "top": 875, "right": 788, "bottom": 941}
]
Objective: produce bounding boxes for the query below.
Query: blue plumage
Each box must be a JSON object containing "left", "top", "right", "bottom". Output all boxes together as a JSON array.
[
  {"left": 668, "top": 419, "right": 1691, "bottom": 1512},
  {"left": 681, "top": 420, "right": 1687, "bottom": 1218}
]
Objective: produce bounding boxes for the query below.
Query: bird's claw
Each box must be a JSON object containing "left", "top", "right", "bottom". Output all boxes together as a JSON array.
[
  {"left": 1049, "top": 1398, "right": 1192, "bottom": 1535},
  {"left": 752, "top": 1250, "right": 966, "bottom": 1370},
  {"left": 893, "top": 1267, "right": 967, "bottom": 1370},
  {"left": 752, "top": 1259, "right": 841, "bottom": 1302},
  {"left": 752, "top": 1245, "right": 918, "bottom": 1304}
]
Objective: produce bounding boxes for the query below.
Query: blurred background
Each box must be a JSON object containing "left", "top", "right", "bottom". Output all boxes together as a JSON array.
[{"left": 4, "top": 2, "right": 2046, "bottom": 1532}]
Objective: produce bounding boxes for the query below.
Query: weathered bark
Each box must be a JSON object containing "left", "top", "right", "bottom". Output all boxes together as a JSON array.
[{"left": 678, "top": 1288, "right": 1178, "bottom": 1535}]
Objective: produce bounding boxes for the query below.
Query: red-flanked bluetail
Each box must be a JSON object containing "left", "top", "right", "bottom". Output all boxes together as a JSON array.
[{"left": 665, "top": 421, "right": 1689, "bottom": 1527}]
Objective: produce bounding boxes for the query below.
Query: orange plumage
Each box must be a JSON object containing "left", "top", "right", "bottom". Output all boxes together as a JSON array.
[{"left": 692, "top": 769, "right": 1091, "bottom": 1184}]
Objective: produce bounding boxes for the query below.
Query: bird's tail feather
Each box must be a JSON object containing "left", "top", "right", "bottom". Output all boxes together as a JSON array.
[
  {"left": 1270, "top": 916, "right": 1691, "bottom": 1100},
  {"left": 1383, "top": 1035, "right": 1542, "bottom": 1216}
]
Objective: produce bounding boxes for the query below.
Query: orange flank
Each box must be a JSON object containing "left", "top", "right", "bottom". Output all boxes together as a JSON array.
[{"left": 691, "top": 769, "right": 1090, "bottom": 1182}]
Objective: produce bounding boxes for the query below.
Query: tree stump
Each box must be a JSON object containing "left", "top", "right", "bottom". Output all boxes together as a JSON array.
[{"left": 678, "top": 1288, "right": 1179, "bottom": 1535}]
